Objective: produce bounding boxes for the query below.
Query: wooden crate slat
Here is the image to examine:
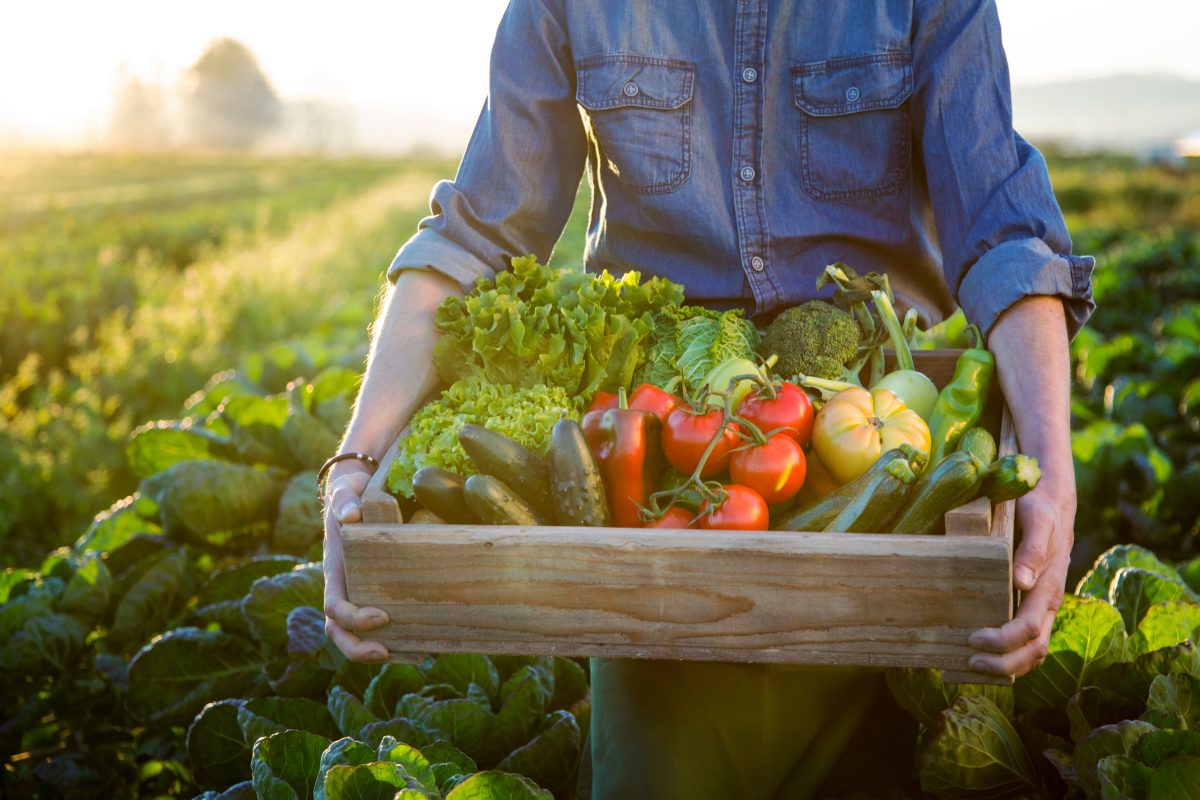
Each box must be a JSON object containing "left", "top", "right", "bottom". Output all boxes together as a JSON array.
[{"left": 343, "top": 524, "right": 1011, "bottom": 680}]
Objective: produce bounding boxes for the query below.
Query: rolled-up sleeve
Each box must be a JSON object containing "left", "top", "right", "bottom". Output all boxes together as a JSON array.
[
  {"left": 911, "top": 0, "right": 1095, "bottom": 340},
  {"left": 387, "top": 0, "right": 587, "bottom": 288}
]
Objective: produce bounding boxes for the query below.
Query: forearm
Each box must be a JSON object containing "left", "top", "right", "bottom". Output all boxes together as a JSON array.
[
  {"left": 986, "top": 295, "right": 1076, "bottom": 504},
  {"left": 338, "top": 269, "right": 463, "bottom": 463}
]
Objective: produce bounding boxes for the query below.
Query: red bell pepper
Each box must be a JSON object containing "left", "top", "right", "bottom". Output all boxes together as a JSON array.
[
  {"left": 628, "top": 383, "right": 679, "bottom": 422},
  {"left": 582, "top": 390, "right": 664, "bottom": 528},
  {"left": 586, "top": 391, "right": 620, "bottom": 415}
]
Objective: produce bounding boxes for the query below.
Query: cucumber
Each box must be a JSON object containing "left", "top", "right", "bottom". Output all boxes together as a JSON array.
[
  {"left": 412, "top": 467, "right": 480, "bottom": 524},
  {"left": 957, "top": 427, "right": 997, "bottom": 466},
  {"left": 824, "top": 458, "right": 918, "bottom": 533},
  {"left": 458, "top": 424, "right": 555, "bottom": 518},
  {"left": 774, "top": 446, "right": 915, "bottom": 532},
  {"left": 462, "top": 474, "right": 547, "bottom": 525},
  {"left": 889, "top": 451, "right": 986, "bottom": 535},
  {"left": 983, "top": 455, "right": 1041, "bottom": 503},
  {"left": 549, "top": 419, "right": 610, "bottom": 526}
]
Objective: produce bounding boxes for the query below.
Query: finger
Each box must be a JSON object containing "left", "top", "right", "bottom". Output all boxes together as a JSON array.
[
  {"left": 968, "top": 636, "right": 1041, "bottom": 678},
  {"left": 969, "top": 608, "right": 1057, "bottom": 678},
  {"left": 969, "top": 566, "right": 1063, "bottom": 654},
  {"left": 325, "top": 616, "right": 389, "bottom": 663},
  {"left": 969, "top": 608, "right": 1044, "bottom": 655},
  {"left": 324, "top": 595, "right": 389, "bottom": 632},
  {"left": 1013, "top": 500, "right": 1056, "bottom": 591}
]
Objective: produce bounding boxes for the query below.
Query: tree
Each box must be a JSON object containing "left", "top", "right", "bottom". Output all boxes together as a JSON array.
[
  {"left": 107, "top": 70, "right": 171, "bottom": 151},
  {"left": 182, "top": 38, "right": 281, "bottom": 150}
]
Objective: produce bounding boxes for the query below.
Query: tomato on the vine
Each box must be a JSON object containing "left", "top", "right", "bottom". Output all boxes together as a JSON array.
[
  {"left": 698, "top": 484, "right": 769, "bottom": 531},
  {"left": 737, "top": 381, "right": 814, "bottom": 446},
  {"left": 729, "top": 434, "right": 807, "bottom": 505},
  {"left": 643, "top": 506, "right": 695, "bottom": 530},
  {"left": 662, "top": 406, "right": 741, "bottom": 478}
]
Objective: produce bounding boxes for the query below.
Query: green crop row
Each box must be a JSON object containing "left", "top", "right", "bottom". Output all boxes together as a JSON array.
[{"left": 0, "top": 163, "right": 453, "bottom": 564}]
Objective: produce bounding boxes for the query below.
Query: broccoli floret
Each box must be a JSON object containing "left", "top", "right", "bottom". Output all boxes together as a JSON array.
[{"left": 758, "top": 301, "right": 861, "bottom": 380}]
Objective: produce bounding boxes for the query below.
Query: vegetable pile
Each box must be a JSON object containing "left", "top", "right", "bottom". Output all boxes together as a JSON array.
[{"left": 406, "top": 262, "right": 1040, "bottom": 537}]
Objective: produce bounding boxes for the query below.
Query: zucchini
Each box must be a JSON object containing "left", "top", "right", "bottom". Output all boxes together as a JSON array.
[
  {"left": 458, "top": 424, "right": 555, "bottom": 518},
  {"left": 549, "top": 419, "right": 610, "bottom": 526},
  {"left": 983, "top": 454, "right": 1041, "bottom": 503},
  {"left": 889, "top": 451, "right": 987, "bottom": 535},
  {"left": 412, "top": 467, "right": 480, "bottom": 524},
  {"left": 957, "top": 427, "right": 997, "bottom": 466},
  {"left": 824, "top": 458, "right": 918, "bottom": 533},
  {"left": 774, "top": 445, "right": 919, "bottom": 532},
  {"left": 462, "top": 474, "right": 547, "bottom": 525}
]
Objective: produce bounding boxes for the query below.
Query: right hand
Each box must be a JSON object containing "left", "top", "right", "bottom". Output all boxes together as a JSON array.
[{"left": 322, "top": 463, "right": 390, "bottom": 662}]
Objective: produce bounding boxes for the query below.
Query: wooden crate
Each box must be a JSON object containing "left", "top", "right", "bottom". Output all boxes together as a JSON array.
[{"left": 343, "top": 350, "right": 1016, "bottom": 685}]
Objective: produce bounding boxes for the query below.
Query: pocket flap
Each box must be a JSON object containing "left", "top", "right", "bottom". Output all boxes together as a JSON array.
[
  {"left": 577, "top": 55, "right": 695, "bottom": 111},
  {"left": 794, "top": 53, "right": 912, "bottom": 117}
]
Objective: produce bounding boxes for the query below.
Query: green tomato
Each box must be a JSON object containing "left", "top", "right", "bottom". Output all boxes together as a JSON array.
[
  {"left": 873, "top": 369, "right": 939, "bottom": 420},
  {"left": 702, "top": 357, "right": 762, "bottom": 409}
]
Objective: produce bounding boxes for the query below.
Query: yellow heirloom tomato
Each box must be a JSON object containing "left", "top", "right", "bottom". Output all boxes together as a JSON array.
[{"left": 812, "top": 387, "right": 931, "bottom": 484}]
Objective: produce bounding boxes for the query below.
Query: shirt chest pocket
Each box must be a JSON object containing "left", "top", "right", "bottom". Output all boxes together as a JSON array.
[
  {"left": 576, "top": 55, "right": 695, "bottom": 195},
  {"left": 793, "top": 53, "right": 913, "bottom": 202}
]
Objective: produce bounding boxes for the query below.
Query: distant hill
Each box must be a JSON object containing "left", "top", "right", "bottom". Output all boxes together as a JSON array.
[{"left": 1012, "top": 73, "right": 1200, "bottom": 152}]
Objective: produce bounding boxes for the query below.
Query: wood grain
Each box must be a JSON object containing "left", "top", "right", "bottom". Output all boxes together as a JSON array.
[
  {"left": 343, "top": 524, "right": 1012, "bottom": 683},
  {"left": 360, "top": 431, "right": 404, "bottom": 524}
]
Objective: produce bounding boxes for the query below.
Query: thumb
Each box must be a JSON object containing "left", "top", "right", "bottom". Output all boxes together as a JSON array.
[
  {"left": 1014, "top": 497, "right": 1055, "bottom": 592},
  {"left": 334, "top": 495, "right": 363, "bottom": 524}
]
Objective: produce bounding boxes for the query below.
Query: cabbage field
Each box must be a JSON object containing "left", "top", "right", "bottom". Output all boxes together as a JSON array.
[{"left": 1, "top": 152, "right": 1198, "bottom": 798}]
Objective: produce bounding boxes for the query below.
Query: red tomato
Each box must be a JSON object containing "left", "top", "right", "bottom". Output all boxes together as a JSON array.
[
  {"left": 728, "top": 434, "right": 807, "bottom": 505},
  {"left": 586, "top": 391, "right": 620, "bottom": 415},
  {"left": 737, "top": 382, "right": 814, "bottom": 446},
  {"left": 643, "top": 506, "right": 695, "bottom": 529},
  {"left": 628, "top": 384, "right": 679, "bottom": 422},
  {"left": 662, "top": 406, "right": 741, "bottom": 478},
  {"left": 698, "top": 485, "right": 769, "bottom": 531}
]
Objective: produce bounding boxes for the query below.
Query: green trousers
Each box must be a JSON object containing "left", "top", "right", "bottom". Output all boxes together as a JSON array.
[{"left": 587, "top": 659, "right": 891, "bottom": 800}]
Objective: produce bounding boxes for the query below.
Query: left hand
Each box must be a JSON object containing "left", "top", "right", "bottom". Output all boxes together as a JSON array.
[{"left": 966, "top": 479, "right": 1077, "bottom": 678}]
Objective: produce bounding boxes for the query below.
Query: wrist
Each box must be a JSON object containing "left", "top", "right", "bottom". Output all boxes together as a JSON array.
[{"left": 317, "top": 452, "right": 380, "bottom": 501}]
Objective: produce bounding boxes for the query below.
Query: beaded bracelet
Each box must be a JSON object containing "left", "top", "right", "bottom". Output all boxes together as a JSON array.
[{"left": 316, "top": 452, "right": 380, "bottom": 501}]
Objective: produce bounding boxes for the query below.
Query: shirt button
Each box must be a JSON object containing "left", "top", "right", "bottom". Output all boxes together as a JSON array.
[
  {"left": 750, "top": 256, "right": 765, "bottom": 272},
  {"left": 623, "top": 81, "right": 640, "bottom": 97},
  {"left": 742, "top": 67, "right": 758, "bottom": 83},
  {"left": 845, "top": 86, "right": 861, "bottom": 102},
  {"left": 740, "top": 166, "right": 756, "bottom": 182}
]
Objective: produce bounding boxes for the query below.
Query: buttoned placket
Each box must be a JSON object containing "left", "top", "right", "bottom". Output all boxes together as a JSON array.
[{"left": 731, "top": 0, "right": 778, "bottom": 312}]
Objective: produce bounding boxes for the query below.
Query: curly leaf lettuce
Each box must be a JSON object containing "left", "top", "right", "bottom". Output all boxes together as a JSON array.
[
  {"left": 433, "top": 255, "right": 683, "bottom": 399},
  {"left": 387, "top": 378, "right": 578, "bottom": 498}
]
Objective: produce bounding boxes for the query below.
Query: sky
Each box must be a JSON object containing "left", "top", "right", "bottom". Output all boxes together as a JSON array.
[{"left": 2, "top": 0, "right": 1199, "bottom": 151}]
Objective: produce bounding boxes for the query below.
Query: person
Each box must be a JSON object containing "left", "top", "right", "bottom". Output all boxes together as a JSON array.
[{"left": 321, "top": 0, "right": 1093, "bottom": 796}]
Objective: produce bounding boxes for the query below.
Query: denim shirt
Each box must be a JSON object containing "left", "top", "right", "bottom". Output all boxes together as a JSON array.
[{"left": 388, "top": 0, "right": 1095, "bottom": 338}]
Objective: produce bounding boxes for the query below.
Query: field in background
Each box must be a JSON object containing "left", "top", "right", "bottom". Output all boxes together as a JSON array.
[{"left": 0, "top": 155, "right": 456, "bottom": 563}]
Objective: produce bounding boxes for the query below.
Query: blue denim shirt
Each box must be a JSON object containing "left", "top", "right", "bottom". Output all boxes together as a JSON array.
[{"left": 388, "top": 0, "right": 1095, "bottom": 338}]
